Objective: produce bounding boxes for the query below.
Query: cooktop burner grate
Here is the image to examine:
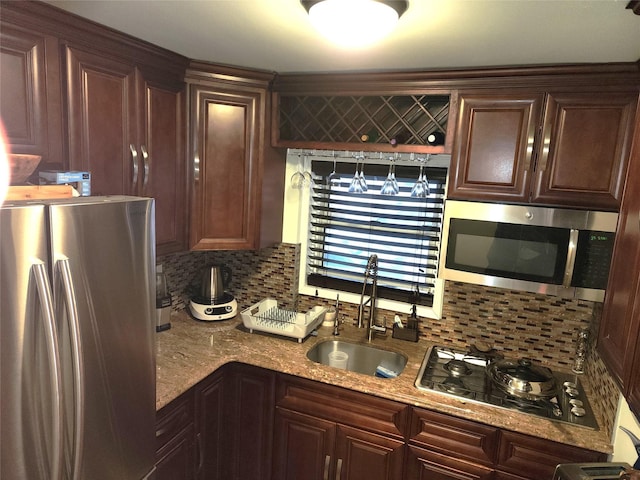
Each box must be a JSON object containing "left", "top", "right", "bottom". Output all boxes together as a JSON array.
[{"left": 415, "top": 345, "right": 599, "bottom": 430}]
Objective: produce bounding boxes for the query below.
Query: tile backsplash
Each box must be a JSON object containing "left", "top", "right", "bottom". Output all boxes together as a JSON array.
[{"left": 159, "top": 242, "right": 620, "bottom": 439}]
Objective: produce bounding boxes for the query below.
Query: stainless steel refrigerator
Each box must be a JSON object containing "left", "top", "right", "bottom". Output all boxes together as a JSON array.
[{"left": 1, "top": 196, "right": 157, "bottom": 480}]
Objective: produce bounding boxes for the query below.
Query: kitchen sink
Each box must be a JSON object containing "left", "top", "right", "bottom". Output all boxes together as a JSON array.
[{"left": 306, "top": 340, "right": 407, "bottom": 378}]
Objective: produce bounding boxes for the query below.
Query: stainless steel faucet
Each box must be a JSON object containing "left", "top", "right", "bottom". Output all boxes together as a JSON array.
[{"left": 357, "top": 254, "right": 385, "bottom": 341}]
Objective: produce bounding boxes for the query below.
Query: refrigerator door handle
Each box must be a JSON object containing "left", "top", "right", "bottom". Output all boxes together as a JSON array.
[
  {"left": 32, "top": 261, "right": 64, "bottom": 480},
  {"left": 55, "top": 256, "right": 85, "bottom": 480}
]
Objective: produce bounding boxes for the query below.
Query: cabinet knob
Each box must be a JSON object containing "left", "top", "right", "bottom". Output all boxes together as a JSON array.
[{"left": 525, "top": 211, "right": 533, "bottom": 220}]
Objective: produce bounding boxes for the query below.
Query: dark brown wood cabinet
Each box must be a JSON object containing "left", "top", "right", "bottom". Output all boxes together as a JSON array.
[
  {"left": 158, "top": 365, "right": 607, "bottom": 480},
  {"left": 194, "top": 369, "right": 228, "bottom": 480},
  {"left": 496, "top": 430, "right": 605, "bottom": 480},
  {"left": 598, "top": 101, "right": 640, "bottom": 414},
  {"left": 0, "top": 20, "right": 63, "bottom": 165},
  {"left": 156, "top": 390, "right": 196, "bottom": 480},
  {"left": 65, "top": 44, "right": 187, "bottom": 254},
  {"left": 405, "top": 446, "right": 495, "bottom": 480},
  {"left": 449, "top": 93, "right": 543, "bottom": 204},
  {"left": 226, "top": 363, "right": 275, "bottom": 480},
  {"left": 1, "top": 2, "right": 188, "bottom": 254},
  {"left": 450, "top": 91, "right": 637, "bottom": 210},
  {"left": 186, "top": 64, "right": 285, "bottom": 251},
  {"left": 273, "top": 374, "right": 407, "bottom": 480},
  {"left": 407, "top": 406, "right": 605, "bottom": 480},
  {"left": 155, "top": 364, "right": 276, "bottom": 480}
]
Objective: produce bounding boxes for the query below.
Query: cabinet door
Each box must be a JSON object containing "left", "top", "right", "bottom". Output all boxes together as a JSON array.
[
  {"left": 155, "top": 391, "right": 196, "bottom": 480},
  {"left": 65, "top": 45, "right": 137, "bottom": 196},
  {"left": 0, "top": 24, "right": 63, "bottom": 165},
  {"left": 449, "top": 93, "right": 543, "bottom": 203},
  {"left": 189, "top": 85, "right": 263, "bottom": 250},
  {"left": 272, "top": 408, "right": 335, "bottom": 480},
  {"left": 195, "top": 371, "right": 229, "bottom": 480},
  {"left": 405, "top": 446, "right": 495, "bottom": 480},
  {"left": 532, "top": 92, "right": 637, "bottom": 209},
  {"left": 155, "top": 424, "right": 196, "bottom": 480},
  {"left": 140, "top": 78, "right": 187, "bottom": 255},
  {"left": 336, "top": 424, "right": 404, "bottom": 480},
  {"left": 227, "top": 364, "right": 275, "bottom": 480},
  {"left": 598, "top": 106, "right": 640, "bottom": 397}
]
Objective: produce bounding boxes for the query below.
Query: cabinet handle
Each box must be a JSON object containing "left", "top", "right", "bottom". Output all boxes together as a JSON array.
[
  {"left": 140, "top": 145, "right": 149, "bottom": 190},
  {"left": 196, "top": 432, "right": 204, "bottom": 473},
  {"left": 563, "top": 228, "right": 579, "bottom": 288},
  {"left": 323, "top": 454, "right": 330, "bottom": 480},
  {"left": 130, "top": 144, "right": 139, "bottom": 187},
  {"left": 194, "top": 154, "right": 200, "bottom": 183},
  {"left": 335, "top": 458, "right": 342, "bottom": 480}
]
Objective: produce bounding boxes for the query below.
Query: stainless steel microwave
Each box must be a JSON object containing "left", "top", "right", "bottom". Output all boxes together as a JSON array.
[{"left": 439, "top": 200, "right": 619, "bottom": 302}]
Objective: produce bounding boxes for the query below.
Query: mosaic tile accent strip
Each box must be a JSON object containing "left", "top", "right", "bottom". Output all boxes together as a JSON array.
[{"left": 158, "top": 243, "right": 300, "bottom": 313}]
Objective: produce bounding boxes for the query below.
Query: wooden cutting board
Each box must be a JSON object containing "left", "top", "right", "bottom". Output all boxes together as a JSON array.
[{"left": 5, "top": 185, "right": 75, "bottom": 200}]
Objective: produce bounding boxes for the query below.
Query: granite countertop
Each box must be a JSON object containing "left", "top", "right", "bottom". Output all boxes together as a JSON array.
[{"left": 156, "top": 311, "right": 613, "bottom": 454}]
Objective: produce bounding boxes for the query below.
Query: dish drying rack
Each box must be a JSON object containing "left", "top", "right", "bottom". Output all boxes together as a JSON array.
[{"left": 241, "top": 298, "right": 327, "bottom": 343}]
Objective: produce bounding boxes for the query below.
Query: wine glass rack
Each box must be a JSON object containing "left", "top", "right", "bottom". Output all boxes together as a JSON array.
[{"left": 277, "top": 94, "right": 450, "bottom": 149}]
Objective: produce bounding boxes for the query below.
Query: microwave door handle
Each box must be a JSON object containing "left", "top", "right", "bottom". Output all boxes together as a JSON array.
[
  {"left": 55, "top": 256, "right": 85, "bottom": 480},
  {"left": 32, "top": 261, "right": 64, "bottom": 480},
  {"left": 563, "top": 229, "right": 579, "bottom": 288}
]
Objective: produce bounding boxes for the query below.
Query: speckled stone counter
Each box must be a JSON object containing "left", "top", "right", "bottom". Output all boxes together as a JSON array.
[{"left": 156, "top": 311, "right": 613, "bottom": 454}]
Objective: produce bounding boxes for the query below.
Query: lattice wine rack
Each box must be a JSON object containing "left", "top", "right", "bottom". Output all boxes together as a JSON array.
[{"left": 277, "top": 94, "right": 451, "bottom": 151}]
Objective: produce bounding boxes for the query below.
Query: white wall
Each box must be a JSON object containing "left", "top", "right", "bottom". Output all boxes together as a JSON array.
[{"left": 612, "top": 395, "right": 640, "bottom": 466}]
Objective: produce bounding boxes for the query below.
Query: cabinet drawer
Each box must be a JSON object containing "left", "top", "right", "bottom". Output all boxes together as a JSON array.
[
  {"left": 409, "top": 408, "right": 499, "bottom": 466},
  {"left": 156, "top": 390, "right": 195, "bottom": 451},
  {"left": 405, "top": 445, "right": 495, "bottom": 480},
  {"left": 497, "top": 430, "right": 606, "bottom": 479},
  {"left": 276, "top": 373, "right": 409, "bottom": 438}
]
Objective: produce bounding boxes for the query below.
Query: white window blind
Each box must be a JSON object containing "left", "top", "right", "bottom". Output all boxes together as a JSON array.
[{"left": 306, "top": 161, "right": 447, "bottom": 306}]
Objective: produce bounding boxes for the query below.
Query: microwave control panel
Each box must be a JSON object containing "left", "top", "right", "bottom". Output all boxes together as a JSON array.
[{"left": 572, "top": 230, "right": 616, "bottom": 289}]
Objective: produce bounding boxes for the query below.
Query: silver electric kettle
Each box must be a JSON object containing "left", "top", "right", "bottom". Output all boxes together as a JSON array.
[{"left": 199, "top": 265, "right": 232, "bottom": 303}]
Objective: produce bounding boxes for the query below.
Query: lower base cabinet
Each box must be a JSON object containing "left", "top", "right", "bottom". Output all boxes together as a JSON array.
[
  {"left": 273, "top": 408, "right": 405, "bottom": 480},
  {"left": 155, "top": 390, "right": 196, "bottom": 480},
  {"left": 273, "top": 374, "right": 408, "bottom": 480},
  {"left": 155, "top": 364, "right": 606, "bottom": 480}
]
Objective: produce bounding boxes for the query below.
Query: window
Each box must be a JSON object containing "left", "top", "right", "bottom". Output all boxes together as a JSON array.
[{"left": 296, "top": 155, "right": 447, "bottom": 314}]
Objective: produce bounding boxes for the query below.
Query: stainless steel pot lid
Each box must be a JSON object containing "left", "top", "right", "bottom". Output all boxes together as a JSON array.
[{"left": 487, "top": 358, "right": 557, "bottom": 400}]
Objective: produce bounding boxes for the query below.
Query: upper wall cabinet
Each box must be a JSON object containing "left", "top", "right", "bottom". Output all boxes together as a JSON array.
[
  {"left": 449, "top": 90, "right": 638, "bottom": 210},
  {"left": 1, "top": 1, "right": 189, "bottom": 255},
  {"left": 597, "top": 105, "right": 640, "bottom": 413},
  {"left": 186, "top": 64, "right": 285, "bottom": 251},
  {"left": 65, "top": 45, "right": 187, "bottom": 254},
  {"left": 274, "top": 92, "right": 455, "bottom": 154},
  {"left": 0, "top": 22, "right": 63, "bottom": 165}
]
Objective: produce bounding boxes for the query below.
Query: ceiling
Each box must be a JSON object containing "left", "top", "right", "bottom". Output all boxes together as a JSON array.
[{"left": 44, "top": 0, "right": 640, "bottom": 74}]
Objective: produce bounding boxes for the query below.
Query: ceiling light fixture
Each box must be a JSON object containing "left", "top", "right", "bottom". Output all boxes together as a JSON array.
[{"left": 301, "top": 0, "right": 408, "bottom": 48}]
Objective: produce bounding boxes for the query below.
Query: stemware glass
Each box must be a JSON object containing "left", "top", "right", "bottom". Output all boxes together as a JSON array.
[
  {"left": 358, "top": 161, "right": 368, "bottom": 192},
  {"left": 348, "top": 161, "right": 364, "bottom": 193},
  {"left": 291, "top": 155, "right": 312, "bottom": 189},
  {"left": 381, "top": 162, "right": 399, "bottom": 195},
  {"left": 410, "top": 165, "right": 430, "bottom": 198}
]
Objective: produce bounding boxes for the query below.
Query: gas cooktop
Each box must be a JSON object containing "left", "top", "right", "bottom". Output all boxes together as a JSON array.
[{"left": 415, "top": 345, "right": 599, "bottom": 430}]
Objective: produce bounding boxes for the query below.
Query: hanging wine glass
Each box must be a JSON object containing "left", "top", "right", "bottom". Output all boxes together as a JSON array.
[
  {"left": 291, "top": 154, "right": 312, "bottom": 189},
  {"left": 381, "top": 161, "right": 398, "bottom": 195},
  {"left": 358, "top": 159, "right": 368, "bottom": 192},
  {"left": 348, "top": 161, "right": 364, "bottom": 193},
  {"left": 410, "top": 165, "right": 426, "bottom": 198}
]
